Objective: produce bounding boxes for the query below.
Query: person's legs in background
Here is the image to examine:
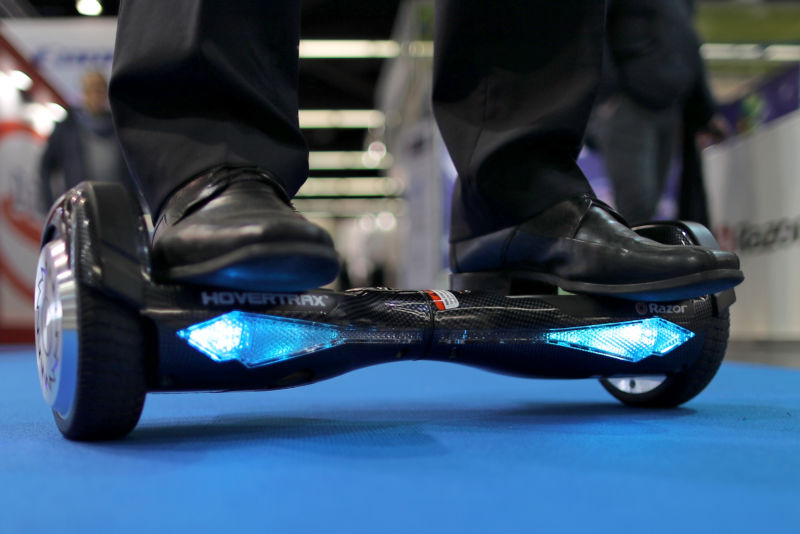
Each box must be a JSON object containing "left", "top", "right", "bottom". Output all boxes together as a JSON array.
[
  {"left": 110, "top": 0, "right": 338, "bottom": 291},
  {"left": 592, "top": 95, "right": 680, "bottom": 225}
]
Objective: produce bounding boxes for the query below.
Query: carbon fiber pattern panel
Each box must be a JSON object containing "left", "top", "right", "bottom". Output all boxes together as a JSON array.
[
  {"left": 429, "top": 291, "right": 713, "bottom": 378},
  {"left": 147, "top": 285, "right": 717, "bottom": 389},
  {"left": 331, "top": 289, "right": 432, "bottom": 328},
  {"left": 149, "top": 288, "right": 434, "bottom": 390}
]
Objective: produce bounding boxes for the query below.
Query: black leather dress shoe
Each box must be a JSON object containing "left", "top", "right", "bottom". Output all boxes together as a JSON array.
[
  {"left": 450, "top": 195, "right": 743, "bottom": 301},
  {"left": 151, "top": 166, "right": 339, "bottom": 291}
]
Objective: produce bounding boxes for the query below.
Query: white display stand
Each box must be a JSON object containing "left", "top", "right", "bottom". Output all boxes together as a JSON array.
[
  {"left": 0, "top": 123, "right": 45, "bottom": 340},
  {"left": 704, "top": 109, "right": 800, "bottom": 340},
  {"left": 376, "top": 1, "right": 453, "bottom": 289}
]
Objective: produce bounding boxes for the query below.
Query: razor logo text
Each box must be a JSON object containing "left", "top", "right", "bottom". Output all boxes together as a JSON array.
[
  {"left": 201, "top": 292, "right": 329, "bottom": 307},
  {"left": 636, "top": 302, "right": 688, "bottom": 315}
]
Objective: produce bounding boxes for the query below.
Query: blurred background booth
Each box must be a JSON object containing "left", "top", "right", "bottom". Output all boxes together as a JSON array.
[{"left": 2, "top": 1, "right": 800, "bottom": 354}]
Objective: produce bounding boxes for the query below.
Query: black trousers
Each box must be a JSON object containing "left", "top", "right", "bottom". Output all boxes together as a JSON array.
[{"left": 110, "top": 0, "right": 605, "bottom": 241}]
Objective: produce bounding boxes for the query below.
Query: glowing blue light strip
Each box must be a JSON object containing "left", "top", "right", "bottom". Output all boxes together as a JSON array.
[
  {"left": 544, "top": 317, "right": 694, "bottom": 362},
  {"left": 178, "top": 312, "right": 423, "bottom": 368},
  {"left": 179, "top": 312, "right": 694, "bottom": 368},
  {"left": 178, "top": 311, "right": 344, "bottom": 368}
]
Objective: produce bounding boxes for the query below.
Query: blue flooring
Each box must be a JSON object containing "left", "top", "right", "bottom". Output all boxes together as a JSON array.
[{"left": 1, "top": 347, "right": 798, "bottom": 533}]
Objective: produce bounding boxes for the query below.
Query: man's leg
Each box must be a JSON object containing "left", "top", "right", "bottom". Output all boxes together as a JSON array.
[
  {"left": 111, "top": 0, "right": 308, "bottom": 209},
  {"left": 110, "top": 0, "right": 338, "bottom": 290},
  {"left": 434, "top": 0, "right": 601, "bottom": 241},
  {"left": 434, "top": 0, "right": 742, "bottom": 301}
]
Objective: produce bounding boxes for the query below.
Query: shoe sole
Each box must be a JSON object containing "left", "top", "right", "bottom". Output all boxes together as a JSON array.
[
  {"left": 160, "top": 242, "right": 340, "bottom": 292},
  {"left": 450, "top": 268, "right": 744, "bottom": 301}
]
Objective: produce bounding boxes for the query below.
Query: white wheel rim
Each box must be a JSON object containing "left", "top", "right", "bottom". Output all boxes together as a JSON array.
[
  {"left": 606, "top": 376, "right": 667, "bottom": 395},
  {"left": 35, "top": 238, "right": 79, "bottom": 418}
]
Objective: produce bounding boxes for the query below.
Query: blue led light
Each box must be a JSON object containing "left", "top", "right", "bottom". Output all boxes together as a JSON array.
[
  {"left": 544, "top": 318, "right": 694, "bottom": 362},
  {"left": 179, "top": 312, "right": 693, "bottom": 368},
  {"left": 178, "top": 311, "right": 343, "bottom": 368}
]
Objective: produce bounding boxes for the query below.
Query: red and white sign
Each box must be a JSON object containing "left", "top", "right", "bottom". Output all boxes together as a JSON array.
[
  {"left": 0, "top": 122, "right": 45, "bottom": 342},
  {"left": 425, "top": 289, "right": 459, "bottom": 311}
]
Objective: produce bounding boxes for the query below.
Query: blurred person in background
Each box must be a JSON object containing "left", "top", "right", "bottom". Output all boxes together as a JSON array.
[
  {"left": 587, "top": 0, "right": 728, "bottom": 226},
  {"left": 39, "top": 69, "right": 132, "bottom": 214}
]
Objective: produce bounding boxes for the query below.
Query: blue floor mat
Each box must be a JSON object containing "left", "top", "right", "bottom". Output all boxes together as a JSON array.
[{"left": 1, "top": 347, "right": 798, "bottom": 533}]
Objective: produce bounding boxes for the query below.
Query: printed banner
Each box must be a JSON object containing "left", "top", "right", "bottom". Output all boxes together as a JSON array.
[{"left": 704, "top": 109, "right": 800, "bottom": 340}]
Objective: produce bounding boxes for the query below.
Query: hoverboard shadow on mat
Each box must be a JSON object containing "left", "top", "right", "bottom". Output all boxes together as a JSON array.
[{"left": 34, "top": 182, "right": 736, "bottom": 441}]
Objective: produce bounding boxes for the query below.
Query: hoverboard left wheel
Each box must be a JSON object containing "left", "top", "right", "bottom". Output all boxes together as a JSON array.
[{"left": 35, "top": 183, "right": 148, "bottom": 440}]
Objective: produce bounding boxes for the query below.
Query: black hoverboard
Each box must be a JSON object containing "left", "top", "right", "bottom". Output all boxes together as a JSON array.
[{"left": 35, "top": 182, "right": 735, "bottom": 441}]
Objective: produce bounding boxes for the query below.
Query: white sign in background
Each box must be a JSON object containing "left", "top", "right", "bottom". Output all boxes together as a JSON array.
[
  {"left": 2, "top": 18, "right": 117, "bottom": 106},
  {"left": 0, "top": 125, "right": 44, "bottom": 331},
  {"left": 704, "top": 109, "right": 800, "bottom": 340}
]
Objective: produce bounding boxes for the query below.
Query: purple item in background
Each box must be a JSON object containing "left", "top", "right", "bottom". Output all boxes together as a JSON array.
[
  {"left": 577, "top": 147, "right": 615, "bottom": 206},
  {"left": 579, "top": 146, "right": 681, "bottom": 222},
  {"left": 719, "top": 64, "right": 800, "bottom": 135}
]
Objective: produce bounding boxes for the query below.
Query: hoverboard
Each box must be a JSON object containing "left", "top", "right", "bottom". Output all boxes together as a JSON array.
[{"left": 35, "top": 182, "right": 734, "bottom": 441}]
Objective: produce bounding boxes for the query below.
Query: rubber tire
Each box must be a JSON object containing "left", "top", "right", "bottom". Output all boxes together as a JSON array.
[
  {"left": 600, "top": 310, "right": 730, "bottom": 408},
  {"left": 52, "top": 283, "right": 147, "bottom": 441}
]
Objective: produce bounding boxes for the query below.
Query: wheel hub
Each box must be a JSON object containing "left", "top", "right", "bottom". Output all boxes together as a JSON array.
[
  {"left": 34, "top": 238, "right": 79, "bottom": 417},
  {"left": 605, "top": 376, "right": 666, "bottom": 394}
]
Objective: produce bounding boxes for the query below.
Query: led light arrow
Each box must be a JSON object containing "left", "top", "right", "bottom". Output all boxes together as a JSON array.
[
  {"left": 178, "top": 311, "right": 344, "bottom": 368},
  {"left": 178, "top": 311, "right": 424, "bottom": 368},
  {"left": 544, "top": 317, "right": 694, "bottom": 362}
]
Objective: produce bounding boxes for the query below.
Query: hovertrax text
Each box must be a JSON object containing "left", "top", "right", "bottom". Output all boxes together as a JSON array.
[{"left": 201, "top": 291, "right": 329, "bottom": 307}]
